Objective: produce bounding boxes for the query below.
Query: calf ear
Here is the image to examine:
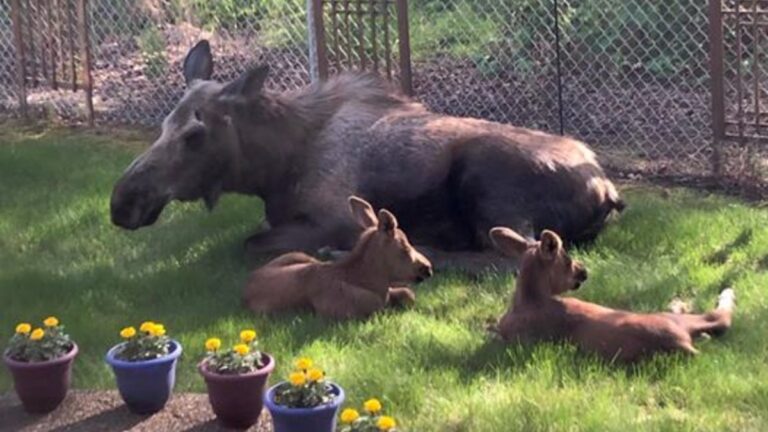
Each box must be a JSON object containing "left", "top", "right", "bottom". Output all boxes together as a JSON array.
[
  {"left": 349, "top": 196, "right": 378, "bottom": 229},
  {"left": 539, "top": 230, "right": 563, "bottom": 259},
  {"left": 183, "top": 40, "right": 214, "bottom": 85},
  {"left": 221, "top": 65, "right": 270, "bottom": 100},
  {"left": 377, "top": 209, "right": 398, "bottom": 235},
  {"left": 489, "top": 227, "right": 530, "bottom": 258}
]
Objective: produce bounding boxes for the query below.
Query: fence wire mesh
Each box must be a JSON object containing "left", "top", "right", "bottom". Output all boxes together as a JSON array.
[
  {"left": 0, "top": 0, "right": 756, "bottom": 183},
  {"left": 0, "top": 0, "right": 14, "bottom": 113}
]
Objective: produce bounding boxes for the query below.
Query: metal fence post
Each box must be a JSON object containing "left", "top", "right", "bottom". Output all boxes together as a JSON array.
[
  {"left": 309, "top": 0, "right": 328, "bottom": 81},
  {"left": 307, "top": 0, "right": 318, "bottom": 81},
  {"left": 553, "top": 0, "right": 564, "bottom": 136}
]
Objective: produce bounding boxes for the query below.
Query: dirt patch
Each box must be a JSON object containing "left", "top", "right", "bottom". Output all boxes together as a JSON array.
[{"left": 1, "top": 390, "right": 273, "bottom": 432}]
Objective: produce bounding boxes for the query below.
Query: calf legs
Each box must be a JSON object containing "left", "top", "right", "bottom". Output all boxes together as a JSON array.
[
  {"left": 667, "top": 288, "right": 735, "bottom": 339},
  {"left": 312, "top": 283, "right": 387, "bottom": 320}
]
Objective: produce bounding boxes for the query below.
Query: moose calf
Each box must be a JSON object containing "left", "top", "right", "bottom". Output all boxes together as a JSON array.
[
  {"left": 243, "top": 197, "right": 433, "bottom": 320},
  {"left": 489, "top": 227, "right": 735, "bottom": 362}
]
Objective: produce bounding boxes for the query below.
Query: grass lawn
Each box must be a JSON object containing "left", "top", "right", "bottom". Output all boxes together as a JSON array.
[{"left": 1, "top": 121, "right": 767, "bottom": 431}]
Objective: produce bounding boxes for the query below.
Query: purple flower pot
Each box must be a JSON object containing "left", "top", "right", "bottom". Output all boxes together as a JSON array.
[
  {"left": 3, "top": 343, "right": 78, "bottom": 414},
  {"left": 105, "top": 340, "right": 182, "bottom": 415},
  {"left": 265, "top": 382, "right": 344, "bottom": 432},
  {"left": 198, "top": 353, "right": 275, "bottom": 429}
]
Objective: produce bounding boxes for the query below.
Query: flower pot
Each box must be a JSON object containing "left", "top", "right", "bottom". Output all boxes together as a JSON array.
[
  {"left": 3, "top": 343, "right": 78, "bottom": 414},
  {"left": 265, "top": 382, "right": 345, "bottom": 432},
  {"left": 105, "top": 340, "right": 182, "bottom": 415},
  {"left": 198, "top": 353, "right": 275, "bottom": 429}
]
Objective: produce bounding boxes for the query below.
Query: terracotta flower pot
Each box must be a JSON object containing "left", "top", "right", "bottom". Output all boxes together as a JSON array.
[
  {"left": 3, "top": 343, "right": 78, "bottom": 414},
  {"left": 265, "top": 382, "right": 345, "bottom": 432},
  {"left": 105, "top": 340, "right": 182, "bottom": 415},
  {"left": 198, "top": 353, "right": 275, "bottom": 429}
]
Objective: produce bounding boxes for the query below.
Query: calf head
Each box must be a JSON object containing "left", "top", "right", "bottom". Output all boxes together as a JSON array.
[
  {"left": 348, "top": 196, "right": 433, "bottom": 283},
  {"left": 490, "top": 227, "right": 587, "bottom": 296}
]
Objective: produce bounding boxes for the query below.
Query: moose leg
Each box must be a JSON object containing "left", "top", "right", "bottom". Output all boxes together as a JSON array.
[
  {"left": 416, "top": 245, "right": 518, "bottom": 276},
  {"left": 387, "top": 287, "right": 416, "bottom": 308},
  {"left": 244, "top": 222, "right": 339, "bottom": 260}
]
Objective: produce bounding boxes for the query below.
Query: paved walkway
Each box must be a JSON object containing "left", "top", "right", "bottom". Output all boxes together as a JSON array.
[{"left": 1, "top": 390, "right": 273, "bottom": 431}]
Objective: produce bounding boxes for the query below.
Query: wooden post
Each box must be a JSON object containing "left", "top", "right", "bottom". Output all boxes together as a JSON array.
[
  {"left": 708, "top": 0, "right": 725, "bottom": 176},
  {"left": 395, "top": 0, "right": 412, "bottom": 95},
  {"left": 10, "top": 0, "right": 29, "bottom": 119},
  {"left": 76, "top": 0, "right": 94, "bottom": 125}
]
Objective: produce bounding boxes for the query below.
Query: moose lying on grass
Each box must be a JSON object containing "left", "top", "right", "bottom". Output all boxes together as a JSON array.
[
  {"left": 243, "top": 196, "right": 432, "bottom": 319},
  {"left": 488, "top": 227, "right": 735, "bottom": 362},
  {"left": 110, "top": 40, "right": 624, "bottom": 273}
]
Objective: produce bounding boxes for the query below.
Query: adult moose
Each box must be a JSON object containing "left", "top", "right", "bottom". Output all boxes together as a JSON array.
[{"left": 111, "top": 40, "right": 624, "bottom": 272}]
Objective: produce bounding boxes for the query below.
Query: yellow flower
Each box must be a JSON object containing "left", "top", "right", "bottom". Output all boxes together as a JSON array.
[
  {"left": 340, "top": 408, "right": 360, "bottom": 424},
  {"left": 205, "top": 338, "right": 222, "bottom": 351},
  {"left": 120, "top": 326, "right": 137, "bottom": 339},
  {"left": 150, "top": 324, "right": 166, "bottom": 337},
  {"left": 295, "top": 357, "right": 313, "bottom": 370},
  {"left": 377, "top": 415, "right": 396, "bottom": 431},
  {"left": 43, "top": 316, "right": 59, "bottom": 327},
  {"left": 30, "top": 328, "right": 45, "bottom": 341},
  {"left": 307, "top": 367, "right": 324, "bottom": 382},
  {"left": 364, "top": 398, "right": 382, "bottom": 413},
  {"left": 233, "top": 344, "right": 250, "bottom": 356},
  {"left": 140, "top": 321, "right": 155, "bottom": 333},
  {"left": 15, "top": 323, "right": 32, "bottom": 334},
  {"left": 289, "top": 371, "right": 307, "bottom": 387},
  {"left": 240, "top": 329, "right": 257, "bottom": 343}
]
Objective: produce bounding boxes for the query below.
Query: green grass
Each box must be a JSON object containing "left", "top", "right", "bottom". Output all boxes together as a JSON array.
[{"left": 1, "top": 122, "right": 768, "bottom": 430}]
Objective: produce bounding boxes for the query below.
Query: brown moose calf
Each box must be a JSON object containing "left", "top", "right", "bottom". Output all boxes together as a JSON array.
[
  {"left": 243, "top": 197, "right": 433, "bottom": 320},
  {"left": 489, "top": 227, "right": 735, "bottom": 363}
]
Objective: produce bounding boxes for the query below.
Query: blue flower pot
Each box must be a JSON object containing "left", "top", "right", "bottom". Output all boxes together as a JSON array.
[
  {"left": 265, "top": 382, "right": 344, "bottom": 432},
  {"left": 105, "top": 340, "right": 182, "bottom": 415}
]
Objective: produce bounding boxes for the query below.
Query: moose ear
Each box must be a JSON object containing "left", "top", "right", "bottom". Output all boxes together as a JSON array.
[
  {"left": 183, "top": 40, "right": 214, "bottom": 85},
  {"left": 349, "top": 196, "right": 378, "bottom": 229},
  {"left": 539, "top": 230, "right": 563, "bottom": 259},
  {"left": 489, "top": 227, "right": 530, "bottom": 258},
  {"left": 377, "top": 209, "right": 398, "bottom": 235},
  {"left": 221, "top": 65, "right": 270, "bottom": 100}
]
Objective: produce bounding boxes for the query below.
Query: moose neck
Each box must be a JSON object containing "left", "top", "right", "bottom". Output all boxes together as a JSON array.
[
  {"left": 224, "top": 89, "right": 347, "bottom": 197},
  {"left": 512, "top": 261, "right": 550, "bottom": 308},
  {"left": 336, "top": 233, "right": 392, "bottom": 294}
]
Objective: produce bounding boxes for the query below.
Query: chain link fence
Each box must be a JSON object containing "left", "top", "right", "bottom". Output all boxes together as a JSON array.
[
  {"left": 0, "top": 1, "right": 14, "bottom": 113},
  {"left": 410, "top": 0, "right": 713, "bottom": 176},
  {"left": 0, "top": 0, "right": 754, "bottom": 183}
]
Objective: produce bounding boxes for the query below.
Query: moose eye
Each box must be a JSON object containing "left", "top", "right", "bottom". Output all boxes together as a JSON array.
[
  {"left": 184, "top": 129, "right": 205, "bottom": 150},
  {"left": 193, "top": 110, "right": 202, "bottom": 121}
]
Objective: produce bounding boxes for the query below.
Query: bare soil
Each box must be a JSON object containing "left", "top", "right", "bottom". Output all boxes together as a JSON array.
[{"left": 1, "top": 391, "right": 273, "bottom": 432}]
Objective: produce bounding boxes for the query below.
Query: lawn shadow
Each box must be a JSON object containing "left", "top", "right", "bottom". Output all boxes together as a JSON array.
[
  {"left": 180, "top": 419, "right": 221, "bottom": 432},
  {"left": 0, "top": 399, "right": 39, "bottom": 431},
  {"left": 705, "top": 228, "right": 753, "bottom": 265},
  {"left": 756, "top": 254, "right": 768, "bottom": 272},
  {"left": 48, "top": 406, "right": 145, "bottom": 432}
]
